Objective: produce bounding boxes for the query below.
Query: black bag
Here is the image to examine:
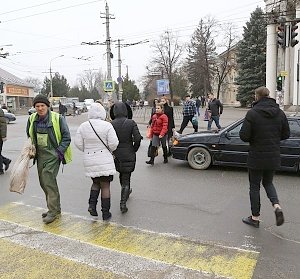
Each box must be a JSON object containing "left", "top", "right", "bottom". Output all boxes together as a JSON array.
[{"left": 147, "top": 141, "right": 158, "bottom": 157}]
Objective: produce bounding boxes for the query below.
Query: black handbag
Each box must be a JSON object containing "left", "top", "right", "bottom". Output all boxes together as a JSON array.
[{"left": 147, "top": 141, "right": 158, "bottom": 157}]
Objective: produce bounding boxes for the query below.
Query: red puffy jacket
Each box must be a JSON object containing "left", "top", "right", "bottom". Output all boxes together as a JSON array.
[{"left": 150, "top": 113, "right": 168, "bottom": 137}]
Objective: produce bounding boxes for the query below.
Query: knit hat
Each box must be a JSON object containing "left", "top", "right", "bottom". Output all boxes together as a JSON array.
[{"left": 33, "top": 94, "right": 50, "bottom": 107}]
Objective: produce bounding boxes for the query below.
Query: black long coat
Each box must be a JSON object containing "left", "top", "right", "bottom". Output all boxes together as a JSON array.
[
  {"left": 163, "top": 103, "right": 175, "bottom": 138},
  {"left": 111, "top": 102, "right": 143, "bottom": 173},
  {"left": 239, "top": 97, "right": 290, "bottom": 170}
]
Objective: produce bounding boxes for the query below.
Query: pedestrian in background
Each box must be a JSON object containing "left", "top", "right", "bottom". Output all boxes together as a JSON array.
[
  {"left": 149, "top": 98, "right": 159, "bottom": 124},
  {"left": 239, "top": 86, "right": 290, "bottom": 228},
  {"left": 195, "top": 96, "right": 201, "bottom": 116},
  {"left": 75, "top": 103, "right": 119, "bottom": 221},
  {"left": 26, "top": 94, "right": 72, "bottom": 224},
  {"left": 200, "top": 95, "right": 206, "bottom": 108},
  {"left": 0, "top": 108, "right": 11, "bottom": 175},
  {"left": 58, "top": 101, "right": 67, "bottom": 117},
  {"left": 146, "top": 103, "right": 168, "bottom": 165},
  {"left": 160, "top": 96, "right": 175, "bottom": 156},
  {"left": 177, "top": 95, "right": 198, "bottom": 134},
  {"left": 207, "top": 93, "right": 223, "bottom": 131},
  {"left": 111, "top": 102, "right": 143, "bottom": 213},
  {"left": 72, "top": 101, "right": 77, "bottom": 116}
]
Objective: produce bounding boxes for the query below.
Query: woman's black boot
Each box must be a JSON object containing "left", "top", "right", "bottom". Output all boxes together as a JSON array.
[
  {"left": 120, "top": 186, "right": 129, "bottom": 213},
  {"left": 88, "top": 190, "right": 100, "bottom": 216},
  {"left": 101, "top": 198, "right": 112, "bottom": 220},
  {"left": 163, "top": 147, "right": 168, "bottom": 163},
  {"left": 146, "top": 146, "right": 156, "bottom": 165}
]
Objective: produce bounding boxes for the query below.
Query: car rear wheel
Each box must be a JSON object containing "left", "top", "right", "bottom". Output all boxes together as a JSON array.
[{"left": 187, "top": 147, "right": 212, "bottom": 170}]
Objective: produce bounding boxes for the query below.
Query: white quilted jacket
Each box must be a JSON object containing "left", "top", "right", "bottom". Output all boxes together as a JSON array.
[{"left": 74, "top": 103, "right": 119, "bottom": 177}]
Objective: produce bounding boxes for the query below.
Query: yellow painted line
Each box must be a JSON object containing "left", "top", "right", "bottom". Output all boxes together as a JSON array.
[
  {"left": 0, "top": 203, "right": 259, "bottom": 279},
  {"left": 0, "top": 238, "right": 125, "bottom": 279}
]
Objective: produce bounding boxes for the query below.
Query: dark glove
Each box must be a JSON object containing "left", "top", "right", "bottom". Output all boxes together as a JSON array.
[{"left": 56, "top": 149, "right": 64, "bottom": 161}]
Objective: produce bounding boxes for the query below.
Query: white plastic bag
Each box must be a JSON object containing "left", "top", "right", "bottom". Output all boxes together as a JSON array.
[{"left": 9, "top": 139, "right": 36, "bottom": 194}]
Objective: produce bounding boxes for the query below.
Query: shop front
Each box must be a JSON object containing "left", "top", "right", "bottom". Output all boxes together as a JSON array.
[{"left": 0, "top": 68, "right": 35, "bottom": 112}]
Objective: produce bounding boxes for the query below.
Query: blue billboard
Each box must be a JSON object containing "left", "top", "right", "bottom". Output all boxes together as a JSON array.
[{"left": 156, "top": 79, "right": 170, "bottom": 95}]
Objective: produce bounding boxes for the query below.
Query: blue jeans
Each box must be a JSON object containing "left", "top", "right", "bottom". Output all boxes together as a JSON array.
[
  {"left": 207, "top": 115, "right": 221, "bottom": 130},
  {"left": 248, "top": 169, "right": 279, "bottom": 217}
]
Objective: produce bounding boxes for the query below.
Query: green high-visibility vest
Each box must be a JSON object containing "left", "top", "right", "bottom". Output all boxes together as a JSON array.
[{"left": 29, "top": 111, "right": 72, "bottom": 164}]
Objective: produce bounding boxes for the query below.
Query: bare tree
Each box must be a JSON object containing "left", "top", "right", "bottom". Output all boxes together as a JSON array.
[
  {"left": 24, "top": 76, "right": 42, "bottom": 93},
  {"left": 213, "top": 24, "right": 238, "bottom": 99},
  {"left": 151, "top": 31, "right": 185, "bottom": 102},
  {"left": 77, "top": 69, "right": 105, "bottom": 94}
]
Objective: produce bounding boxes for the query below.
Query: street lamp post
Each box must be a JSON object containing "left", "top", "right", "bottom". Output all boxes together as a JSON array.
[{"left": 49, "top": 55, "right": 64, "bottom": 98}]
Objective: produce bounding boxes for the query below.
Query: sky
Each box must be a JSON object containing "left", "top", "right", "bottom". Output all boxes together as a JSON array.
[{"left": 0, "top": 0, "right": 265, "bottom": 90}]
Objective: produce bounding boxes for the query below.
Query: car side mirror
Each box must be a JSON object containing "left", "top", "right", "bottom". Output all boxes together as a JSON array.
[{"left": 225, "top": 131, "right": 231, "bottom": 140}]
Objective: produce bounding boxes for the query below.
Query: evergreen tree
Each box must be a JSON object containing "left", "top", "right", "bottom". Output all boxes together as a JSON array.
[
  {"left": 122, "top": 77, "right": 140, "bottom": 101},
  {"left": 186, "top": 18, "right": 217, "bottom": 96},
  {"left": 172, "top": 69, "right": 189, "bottom": 99},
  {"left": 41, "top": 73, "right": 70, "bottom": 97},
  {"left": 236, "top": 7, "right": 267, "bottom": 107}
]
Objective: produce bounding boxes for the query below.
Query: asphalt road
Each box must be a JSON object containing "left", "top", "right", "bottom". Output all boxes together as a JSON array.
[{"left": 1, "top": 109, "right": 300, "bottom": 279}]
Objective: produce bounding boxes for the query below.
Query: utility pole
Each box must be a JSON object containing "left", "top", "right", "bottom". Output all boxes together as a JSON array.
[
  {"left": 100, "top": 2, "right": 115, "bottom": 81},
  {"left": 116, "top": 39, "right": 149, "bottom": 101},
  {"left": 117, "top": 39, "right": 123, "bottom": 101}
]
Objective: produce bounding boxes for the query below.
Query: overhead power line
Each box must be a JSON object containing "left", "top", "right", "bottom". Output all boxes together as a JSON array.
[
  {"left": 0, "top": 0, "right": 66, "bottom": 16},
  {"left": 1, "top": 0, "right": 102, "bottom": 23}
]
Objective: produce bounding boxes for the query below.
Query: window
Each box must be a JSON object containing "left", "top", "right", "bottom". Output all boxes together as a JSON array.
[
  {"left": 288, "top": 120, "right": 300, "bottom": 137},
  {"left": 227, "top": 123, "right": 243, "bottom": 137}
]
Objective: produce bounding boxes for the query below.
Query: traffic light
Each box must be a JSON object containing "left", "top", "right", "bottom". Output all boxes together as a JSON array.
[
  {"left": 290, "top": 21, "right": 299, "bottom": 47},
  {"left": 277, "top": 23, "right": 286, "bottom": 47},
  {"left": 277, "top": 76, "right": 283, "bottom": 91}
]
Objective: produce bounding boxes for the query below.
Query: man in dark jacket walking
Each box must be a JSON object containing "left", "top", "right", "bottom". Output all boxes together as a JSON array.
[
  {"left": 111, "top": 102, "right": 143, "bottom": 213},
  {"left": 207, "top": 93, "right": 223, "bottom": 131},
  {"left": 239, "top": 87, "right": 290, "bottom": 228}
]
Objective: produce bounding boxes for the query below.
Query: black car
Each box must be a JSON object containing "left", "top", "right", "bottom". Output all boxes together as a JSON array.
[
  {"left": 28, "top": 107, "right": 36, "bottom": 115},
  {"left": 171, "top": 116, "right": 300, "bottom": 172},
  {"left": 4, "top": 112, "right": 16, "bottom": 123}
]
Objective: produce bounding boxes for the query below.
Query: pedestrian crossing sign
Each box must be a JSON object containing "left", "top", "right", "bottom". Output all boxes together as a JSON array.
[{"left": 104, "top": 80, "right": 115, "bottom": 92}]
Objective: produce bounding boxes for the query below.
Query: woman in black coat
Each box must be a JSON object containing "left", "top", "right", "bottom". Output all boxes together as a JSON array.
[
  {"left": 110, "top": 102, "right": 143, "bottom": 213},
  {"left": 160, "top": 97, "right": 175, "bottom": 157}
]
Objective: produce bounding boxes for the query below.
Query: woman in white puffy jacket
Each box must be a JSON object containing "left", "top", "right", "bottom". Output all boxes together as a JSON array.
[{"left": 75, "top": 102, "right": 119, "bottom": 220}]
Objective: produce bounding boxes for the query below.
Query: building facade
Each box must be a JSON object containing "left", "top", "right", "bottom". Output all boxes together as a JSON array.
[
  {"left": 211, "top": 44, "right": 240, "bottom": 106},
  {"left": 0, "top": 68, "right": 35, "bottom": 111}
]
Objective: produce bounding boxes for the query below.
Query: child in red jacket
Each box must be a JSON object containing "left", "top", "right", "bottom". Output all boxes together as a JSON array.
[{"left": 146, "top": 103, "right": 168, "bottom": 165}]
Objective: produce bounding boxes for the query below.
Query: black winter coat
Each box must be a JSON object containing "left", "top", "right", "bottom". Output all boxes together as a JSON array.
[
  {"left": 163, "top": 103, "right": 175, "bottom": 137},
  {"left": 111, "top": 102, "right": 143, "bottom": 173},
  {"left": 239, "top": 97, "right": 290, "bottom": 170}
]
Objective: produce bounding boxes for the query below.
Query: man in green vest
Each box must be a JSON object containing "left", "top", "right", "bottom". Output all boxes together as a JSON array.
[{"left": 27, "top": 94, "right": 72, "bottom": 224}]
